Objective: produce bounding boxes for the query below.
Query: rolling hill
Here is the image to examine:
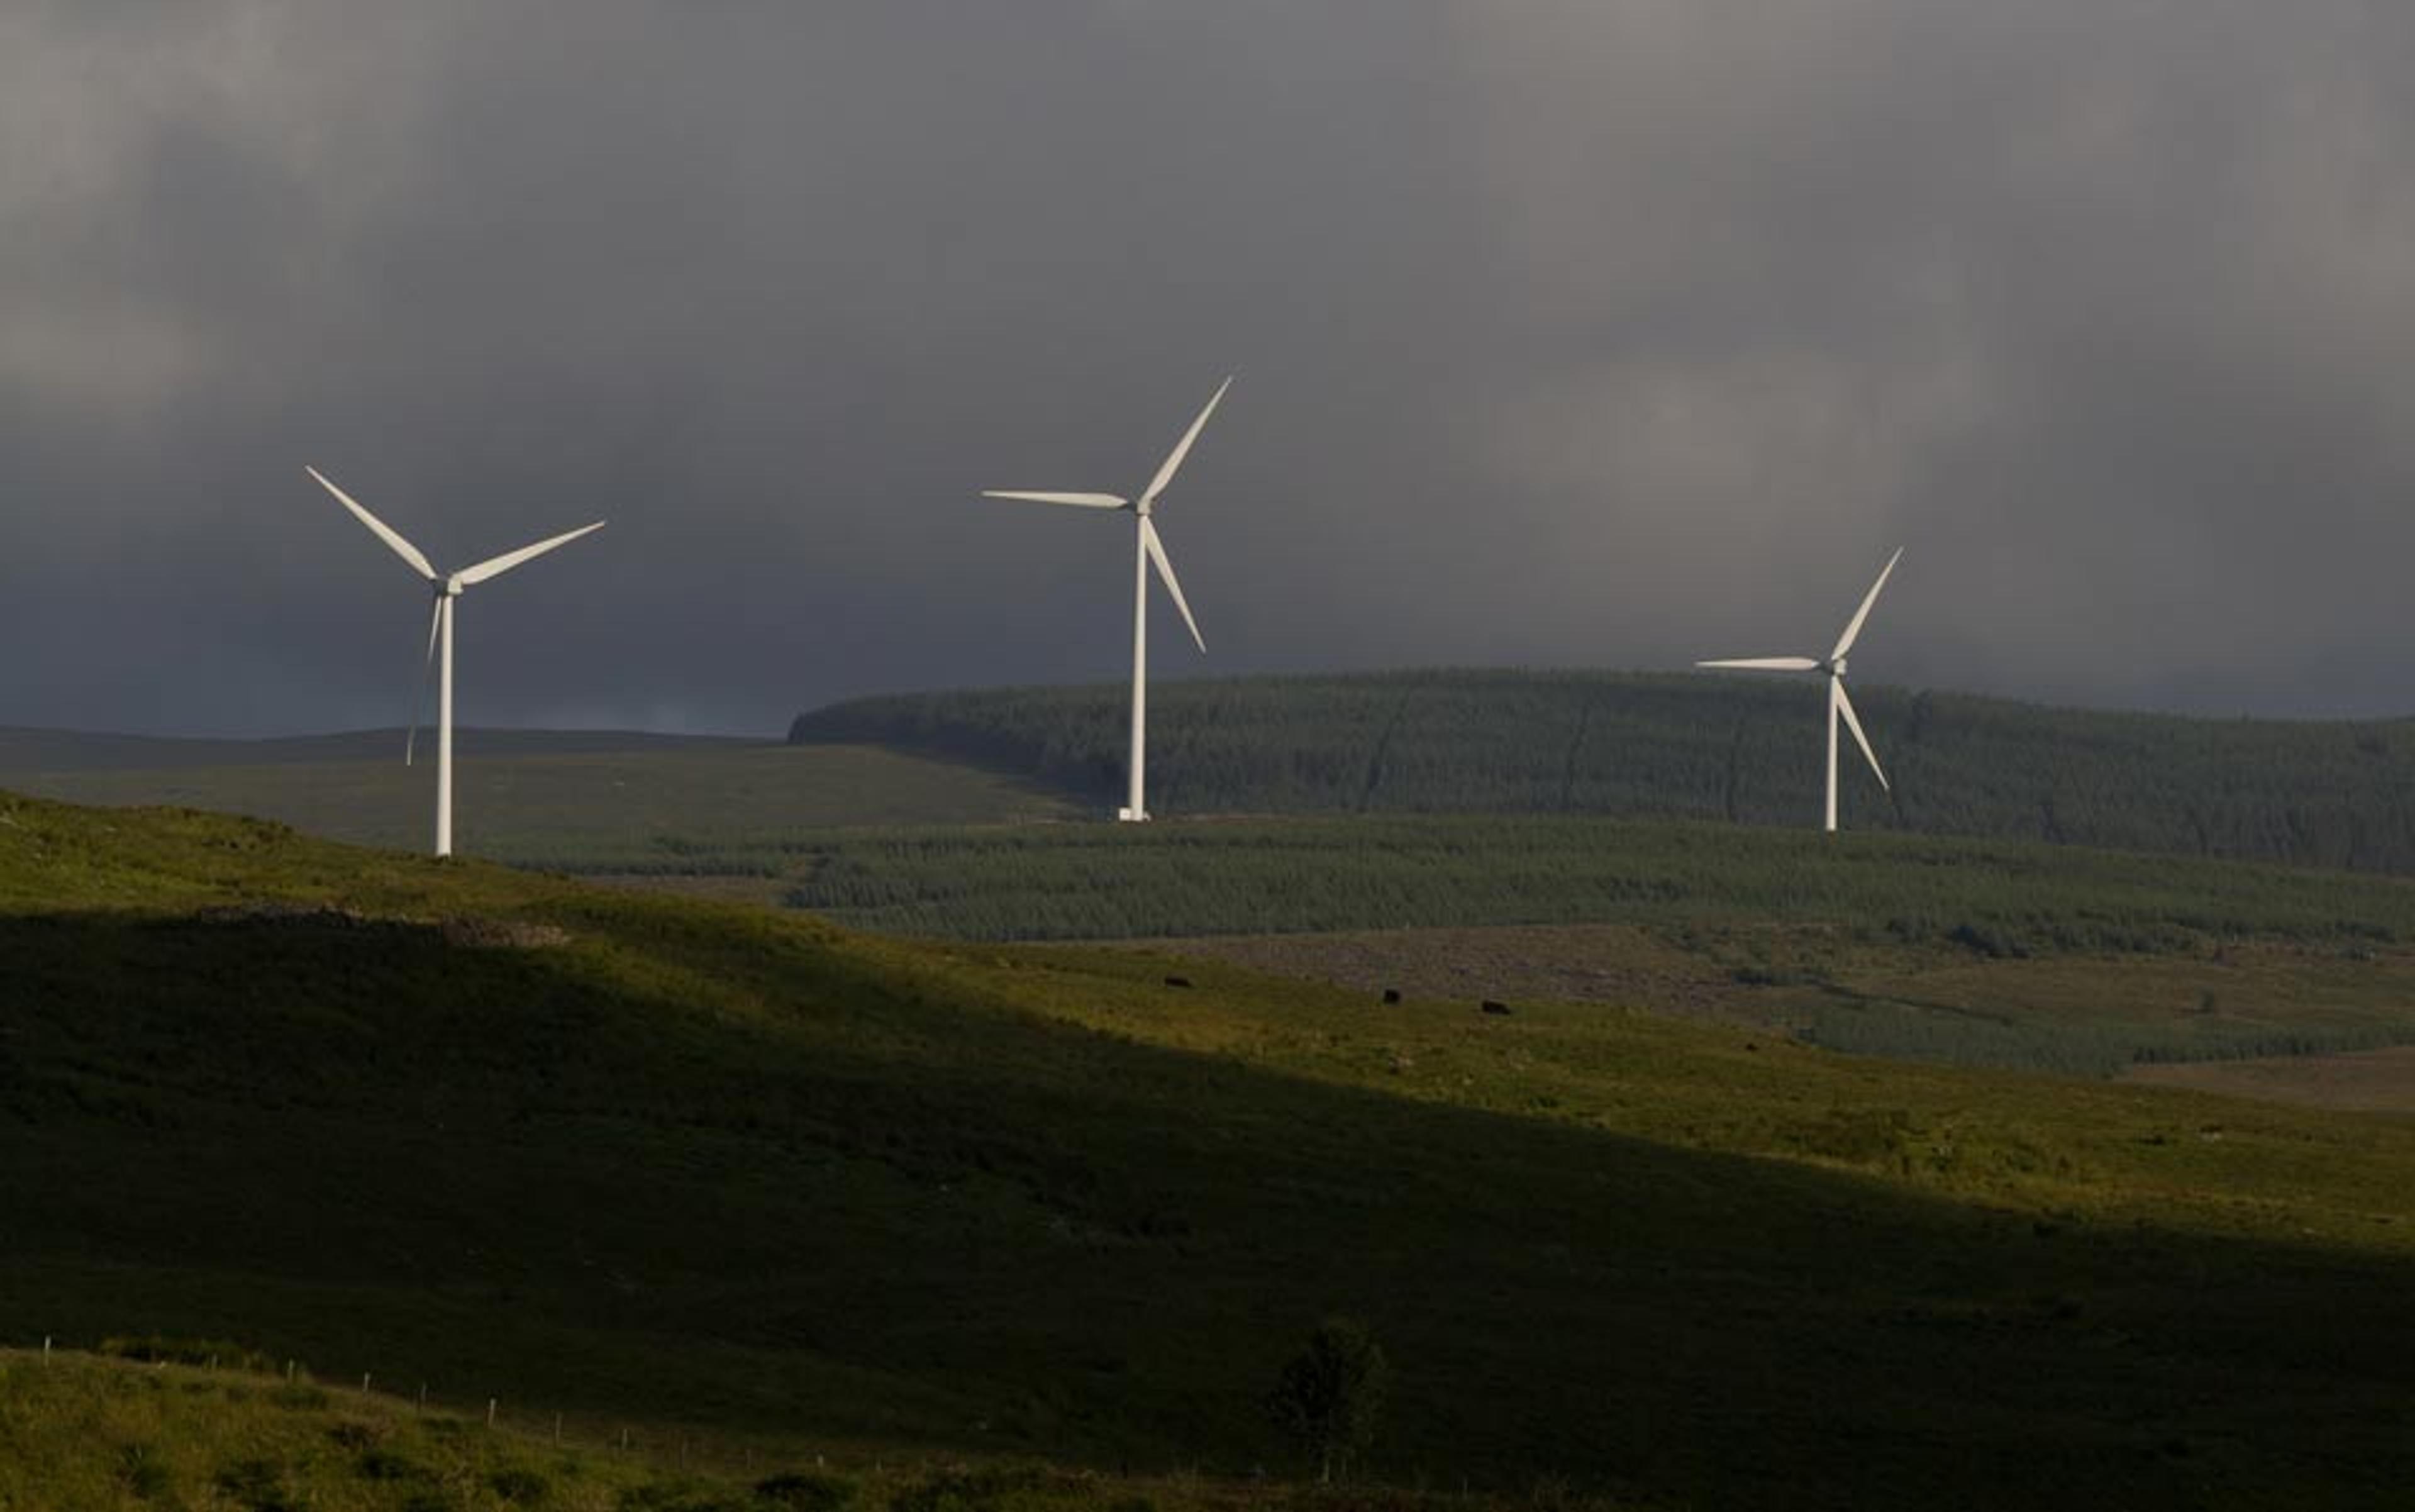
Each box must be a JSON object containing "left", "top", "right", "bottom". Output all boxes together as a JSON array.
[
  {"left": 0, "top": 725, "right": 752, "bottom": 774},
  {"left": 8, "top": 790, "right": 2415, "bottom": 1507},
  {"left": 0, "top": 728, "right": 1072, "bottom": 860},
  {"left": 787, "top": 670, "right": 2415, "bottom": 873}
]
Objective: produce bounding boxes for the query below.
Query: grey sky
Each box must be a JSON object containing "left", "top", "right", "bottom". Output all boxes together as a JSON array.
[{"left": 6, "top": 1, "right": 2414, "bottom": 735}]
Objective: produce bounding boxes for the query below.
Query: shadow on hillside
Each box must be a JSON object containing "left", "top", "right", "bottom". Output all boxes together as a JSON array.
[{"left": 3, "top": 904, "right": 2412, "bottom": 1510}]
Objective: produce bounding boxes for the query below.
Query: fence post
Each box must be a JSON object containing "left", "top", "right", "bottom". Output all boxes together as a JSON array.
[{"left": 487, "top": 1398, "right": 497, "bottom": 1428}]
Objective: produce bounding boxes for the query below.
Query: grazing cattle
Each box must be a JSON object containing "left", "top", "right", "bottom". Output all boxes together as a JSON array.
[
  {"left": 1381, "top": 988, "right": 1403, "bottom": 1005},
  {"left": 1163, "top": 975, "right": 1193, "bottom": 989},
  {"left": 1480, "top": 999, "right": 1512, "bottom": 1016}
]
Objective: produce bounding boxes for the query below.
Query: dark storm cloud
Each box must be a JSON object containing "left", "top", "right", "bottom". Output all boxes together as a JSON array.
[{"left": 6, "top": 0, "right": 2414, "bottom": 735}]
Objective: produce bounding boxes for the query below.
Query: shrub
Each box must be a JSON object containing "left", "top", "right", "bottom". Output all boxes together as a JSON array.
[
  {"left": 1266, "top": 1318, "right": 1389, "bottom": 1484},
  {"left": 489, "top": 1464, "right": 552, "bottom": 1503},
  {"left": 99, "top": 1334, "right": 276, "bottom": 1373},
  {"left": 116, "top": 1443, "right": 171, "bottom": 1501},
  {"left": 213, "top": 1457, "right": 304, "bottom": 1512},
  {"left": 754, "top": 1470, "right": 856, "bottom": 1509}
]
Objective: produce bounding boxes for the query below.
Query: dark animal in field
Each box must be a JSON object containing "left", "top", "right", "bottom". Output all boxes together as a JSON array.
[
  {"left": 1163, "top": 976, "right": 1193, "bottom": 989},
  {"left": 1480, "top": 999, "right": 1511, "bottom": 1016},
  {"left": 1382, "top": 988, "right": 1402, "bottom": 1004}
]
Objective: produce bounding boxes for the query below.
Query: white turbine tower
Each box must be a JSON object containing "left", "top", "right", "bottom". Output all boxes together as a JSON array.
[
  {"left": 306, "top": 465, "right": 606, "bottom": 858},
  {"left": 984, "top": 377, "right": 1231, "bottom": 823},
  {"left": 1699, "top": 547, "right": 1904, "bottom": 834}
]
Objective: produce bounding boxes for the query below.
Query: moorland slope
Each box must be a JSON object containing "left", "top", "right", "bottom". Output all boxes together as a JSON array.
[{"left": 6, "top": 792, "right": 2415, "bottom": 1508}]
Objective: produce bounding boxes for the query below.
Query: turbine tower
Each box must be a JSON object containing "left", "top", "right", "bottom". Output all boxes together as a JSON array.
[
  {"left": 984, "top": 377, "right": 1231, "bottom": 822},
  {"left": 1699, "top": 547, "right": 1904, "bottom": 833},
  {"left": 306, "top": 465, "right": 606, "bottom": 858}
]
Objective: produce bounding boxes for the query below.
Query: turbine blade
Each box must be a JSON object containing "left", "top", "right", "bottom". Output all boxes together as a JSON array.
[
  {"left": 980, "top": 491, "right": 1130, "bottom": 509},
  {"left": 406, "top": 595, "right": 441, "bottom": 767},
  {"left": 1138, "top": 376, "right": 1233, "bottom": 509},
  {"left": 455, "top": 521, "right": 607, "bottom": 586},
  {"left": 1835, "top": 679, "right": 1889, "bottom": 791},
  {"left": 1141, "top": 518, "right": 1205, "bottom": 653},
  {"left": 1830, "top": 546, "right": 1904, "bottom": 662},
  {"left": 307, "top": 466, "right": 435, "bottom": 580},
  {"left": 1697, "top": 657, "right": 1821, "bottom": 671}
]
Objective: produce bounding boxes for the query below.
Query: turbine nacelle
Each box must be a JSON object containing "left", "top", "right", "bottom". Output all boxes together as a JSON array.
[
  {"left": 980, "top": 377, "right": 1234, "bottom": 821},
  {"left": 306, "top": 465, "right": 606, "bottom": 855},
  {"left": 1697, "top": 547, "right": 1904, "bottom": 831}
]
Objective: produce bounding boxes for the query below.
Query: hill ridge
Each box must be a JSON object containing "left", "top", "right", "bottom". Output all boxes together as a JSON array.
[
  {"left": 0, "top": 725, "right": 763, "bottom": 774},
  {"left": 789, "top": 667, "right": 2415, "bottom": 874}
]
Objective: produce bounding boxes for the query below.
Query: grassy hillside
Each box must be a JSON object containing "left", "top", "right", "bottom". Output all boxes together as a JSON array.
[
  {"left": 0, "top": 1348, "right": 1302, "bottom": 1512},
  {"left": 0, "top": 1348, "right": 684, "bottom": 1512},
  {"left": 767, "top": 814, "right": 2415, "bottom": 1077},
  {"left": 9, "top": 793, "right": 2415, "bottom": 1506},
  {"left": 787, "top": 670, "right": 2415, "bottom": 873}
]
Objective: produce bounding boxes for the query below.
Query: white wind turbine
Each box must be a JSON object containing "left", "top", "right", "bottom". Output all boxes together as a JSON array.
[
  {"left": 984, "top": 377, "right": 1231, "bottom": 822},
  {"left": 1699, "top": 547, "right": 1904, "bottom": 833},
  {"left": 306, "top": 465, "right": 606, "bottom": 858}
]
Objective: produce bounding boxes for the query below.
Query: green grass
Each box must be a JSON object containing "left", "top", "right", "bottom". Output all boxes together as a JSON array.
[
  {"left": 0, "top": 1348, "right": 1287, "bottom": 1512},
  {"left": 758, "top": 814, "right": 2415, "bottom": 1077},
  {"left": 9, "top": 791, "right": 2415, "bottom": 1506},
  {"left": 5, "top": 743, "right": 1072, "bottom": 859}
]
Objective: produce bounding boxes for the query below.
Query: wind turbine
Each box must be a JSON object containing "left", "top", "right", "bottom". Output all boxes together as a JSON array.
[
  {"left": 1699, "top": 547, "right": 1904, "bottom": 833},
  {"left": 984, "top": 377, "right": 1231, "bottom": 822},
  {"left": 306, "top": 465, "right": 605, "bottom": 858}
]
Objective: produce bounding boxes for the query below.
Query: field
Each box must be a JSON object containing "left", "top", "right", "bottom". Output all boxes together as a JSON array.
[
  {"left": 19, "top": 718, "right": 2415, "bottom": 1087},
  {"left": 758, "top": 814, "right": 2415, "bottom": 1079},
  {"left": 0, "top": 1347, "right": 1271, "bottom": 1512},
  {"left": 9, "top": 792, "right": 2415, "bottom": 1506},
  {"left": 2126, "top": 1047, "right": 2415, "bottom": 1112},
  {"left": 0, "top": 736, "right": 1071, "bottom": 860}
]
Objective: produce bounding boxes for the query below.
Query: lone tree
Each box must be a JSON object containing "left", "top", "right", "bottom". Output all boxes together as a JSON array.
[{"left": 1265, "top": 1316, "right": 1389, "bottom": 1484}]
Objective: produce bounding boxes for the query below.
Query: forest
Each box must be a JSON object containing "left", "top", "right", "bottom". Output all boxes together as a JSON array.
[{"left": 791, "top": 669, "right": 2415, "bottom": 872}]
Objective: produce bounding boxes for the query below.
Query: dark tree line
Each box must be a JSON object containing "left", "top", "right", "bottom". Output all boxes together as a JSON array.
[{"left": 791, "top": 669, "right": 2415, "bottom": 874}]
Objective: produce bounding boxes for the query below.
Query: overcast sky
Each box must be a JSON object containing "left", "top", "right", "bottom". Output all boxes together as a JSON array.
[{"left": 7, "top": 1, "right": 2415, "bottom": 736}]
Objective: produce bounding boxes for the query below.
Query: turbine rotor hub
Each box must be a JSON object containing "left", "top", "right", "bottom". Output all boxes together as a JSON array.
[{"left": 439, "top": 577, "right": 464, "bottom": 598}]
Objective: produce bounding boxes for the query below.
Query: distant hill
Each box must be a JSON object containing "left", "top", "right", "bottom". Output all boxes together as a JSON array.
[
  {"left": 790, "top": 669, "right": 2415, "bottom": 873},
  {"left": 0, "top": 738, "right": 1067, "bottom": 859},
  {"left": 0, "top": 725, "right": 753, "bottom": 773}
]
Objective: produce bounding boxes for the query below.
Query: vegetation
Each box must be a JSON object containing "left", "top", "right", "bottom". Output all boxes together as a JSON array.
[
  {"left": 1265, "top": 1320, "right": 1388, "bottom": 1485},
  {"left": 763, "top": 813, "right": 2415, "bottom": 1076},
  {"left": 789, "top": 669, "right": 2415, "bottom": 872},
  {"left": 0, "top": 1349, "right": 1302, "bottom": 1512},
  {"left": 772, "top": 813, "right": 2415, "bottom": 945},
  {"left": 4, "top": 741, "right": 1070, "bottom": 859},
  {"left": 0, "top": 725, "right": 748, "bottom": 774},
  {"left": 0, "top": 1348, "right": 672, "bottom": 1511},
  {"left": 9, "top": 791, "right": 2415, "bottom": 1506}
]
